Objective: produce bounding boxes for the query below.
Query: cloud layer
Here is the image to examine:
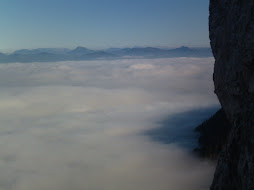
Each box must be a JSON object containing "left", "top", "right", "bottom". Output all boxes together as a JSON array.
[{"left": 0, "top": 57, "right": 218, "bottom": 190}]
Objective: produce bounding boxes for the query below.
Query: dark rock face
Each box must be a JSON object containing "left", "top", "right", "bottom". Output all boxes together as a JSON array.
[
  {"left": 194, "top": 108, "right": 231, "bottom": 159},
  {"left": 209, "top": 0, "right": 254, "bottom": 189}
]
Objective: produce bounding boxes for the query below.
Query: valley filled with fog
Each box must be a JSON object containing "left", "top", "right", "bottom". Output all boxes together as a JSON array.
[{"left": 0, "top": 57, "right": 218, "bottom": 190}]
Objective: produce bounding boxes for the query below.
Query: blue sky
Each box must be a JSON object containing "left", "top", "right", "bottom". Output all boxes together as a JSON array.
[{"left": 0, "top": 0, "right": 209, "bottom": 52}]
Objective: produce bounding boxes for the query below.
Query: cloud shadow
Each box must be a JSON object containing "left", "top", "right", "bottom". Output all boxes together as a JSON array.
[{"left": 144, "top": 106, "right": 220, "bottom": 149}]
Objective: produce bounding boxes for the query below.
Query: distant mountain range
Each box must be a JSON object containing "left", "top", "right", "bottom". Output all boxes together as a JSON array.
[{"left": 0, "top": 46, "right": 212, "bottom": 63}]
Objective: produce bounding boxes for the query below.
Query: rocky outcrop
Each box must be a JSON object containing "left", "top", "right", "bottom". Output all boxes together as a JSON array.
[
  {"left": 209, "top": 0, "right": 254, "bottom": 189},
  {"left": 194, "top": 108, "right": 231, "bottom": 159}
]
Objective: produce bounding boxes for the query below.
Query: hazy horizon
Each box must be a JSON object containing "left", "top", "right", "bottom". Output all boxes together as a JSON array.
[{"left": 0, "top": 45, "right": 212, "bottom": 54}]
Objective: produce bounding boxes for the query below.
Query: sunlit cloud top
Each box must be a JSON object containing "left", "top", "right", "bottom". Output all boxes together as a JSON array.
[{"left": 0, "top": 57, "right": 217, "bottom": 190}]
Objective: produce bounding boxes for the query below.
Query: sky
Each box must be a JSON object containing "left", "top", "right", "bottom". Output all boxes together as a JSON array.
[
  {"left": 0, "top": 57, "right": 218, "bottom": 190},
  {"left": 0, "top": 0, "right": 210, "bottom": 52}
]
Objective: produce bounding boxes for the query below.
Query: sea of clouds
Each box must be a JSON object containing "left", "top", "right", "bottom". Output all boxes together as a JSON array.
[{"left": 0, "top": 57, "right": 219, "bottom": 190}]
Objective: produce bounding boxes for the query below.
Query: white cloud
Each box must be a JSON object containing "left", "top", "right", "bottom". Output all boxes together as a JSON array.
[{"left": 0, "top": 57, "right": 218, "bottom": 190}]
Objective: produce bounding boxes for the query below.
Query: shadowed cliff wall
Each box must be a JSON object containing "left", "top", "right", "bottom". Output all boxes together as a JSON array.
[{"left": 209, "top": 0, "right": 254, "bottom": 189}]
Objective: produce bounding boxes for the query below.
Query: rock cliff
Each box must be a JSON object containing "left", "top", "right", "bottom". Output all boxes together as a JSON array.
[
  {"left": 209, "top": 0, "right": 254, "bottom": 189},
  {"left": 194, "top": 108, "right": 231, "bottom": 159}
]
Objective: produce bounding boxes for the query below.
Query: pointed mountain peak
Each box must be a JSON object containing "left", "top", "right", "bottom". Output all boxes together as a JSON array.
[{"left": 70, "top": 47, "right": 94, "bottom": 54}]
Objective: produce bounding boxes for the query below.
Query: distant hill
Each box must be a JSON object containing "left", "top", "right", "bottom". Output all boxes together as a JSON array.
[
  {"left": 13, "top": 48, "right": 71, "bottom": 55},
  {"left": 69, "top": 46, "right": 95, "bottom": 55},
  {"left": 0, "top": 46, "right": 213, "bottom": 63}
]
